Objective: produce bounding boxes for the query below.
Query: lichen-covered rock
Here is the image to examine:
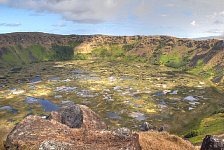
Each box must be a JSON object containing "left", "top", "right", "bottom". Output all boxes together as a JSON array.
[
  {"left": 113, "top": 127, "right": 131, "bottom": 138},
  {"left": 60, "top": 104, "right": 83, "bottom": 128},
  {"left": 201, "top": 135, "right": 224, "bottom": 150},
  {"left": 39, "top": 140, "right": 74, "bottom": 150}
]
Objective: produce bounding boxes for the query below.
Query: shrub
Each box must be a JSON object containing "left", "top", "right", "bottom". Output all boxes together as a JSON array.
[
  {"left": 74, "top": 53, "right": 88, "bottom": 60},
  {"left": 52, "top": 45, "right": 74, "bottom": 60},
  {"left": 212, "top": 108, "right": 224, "bottom": 115},
  {"left": 184, "top": 130, "right": 199, "bottom": 138}
]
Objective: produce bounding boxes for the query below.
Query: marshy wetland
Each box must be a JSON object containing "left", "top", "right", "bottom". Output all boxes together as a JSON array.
[{"left": 0, "top": 60, "right": 224, "bottom": 145}]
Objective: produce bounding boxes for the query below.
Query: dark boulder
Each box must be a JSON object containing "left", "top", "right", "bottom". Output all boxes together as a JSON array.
[
  {"left": 158, "top": 126, "right": 165, "bottom": 132},
  {"left": 60, "top": 105, "right": 83, "bottom": 128},
  {"left": 49, "top": 104, "right": 107, "bottom": 130},
  {"left": 201, "top": 135, "right": 224, "bottom": 150},
  {"left": 140, "top": 122, "right": 156, "bottom": 131}
]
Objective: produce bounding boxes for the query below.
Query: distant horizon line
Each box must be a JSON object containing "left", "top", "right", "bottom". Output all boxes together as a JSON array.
[{"left": 0, "top": 31, "right": 223, "bottom": 40}]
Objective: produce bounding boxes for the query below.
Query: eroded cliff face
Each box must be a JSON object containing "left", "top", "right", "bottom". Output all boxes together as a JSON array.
[{"left": 0, "top": 32, "right": 223, "bottom": 66}]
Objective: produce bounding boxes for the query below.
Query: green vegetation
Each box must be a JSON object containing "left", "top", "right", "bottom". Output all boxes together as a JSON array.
[
  {"left": 51, "top": 45, "right": 74, "bottom": 60},
  {"left": 0, "top": 41, "right": 83, "bottom": 66},
  {"left": 0, "top": 59, "right": 223, "bottom": 147},
  {"left": 212, "top": 108, "right": 224, "bottom": 114},
  {"left": 29, "top": 45, "right": 50, "bottom": 61},
  {"left": 2, "top": 51, "right": 21, "bottom": 65},
  {"left": 184, "top": 130, "right": 199, "bottom": 138},
  {"left": 74, "top": 53, "right": 89, "bottom": 60},
  {"left": 188, "top": 113, "right": 224, "bottom": 144},
  {"left": 92, "top": 45, "right": 149, "bottom": 62},
  {"left": 189, "top": 59, "right": 216, "bottom": 79},
  {"left": 0, "top": 45, "right": 51, "bottom": 66},
  {"left": 0, "top": 42, "right": 82, "bottom": 66},
  {"left": 92, "top": 45, "right": 125, "bottom": 60},
  {"left": 159, "top": 54, "right": 189, "bottom": 68}
]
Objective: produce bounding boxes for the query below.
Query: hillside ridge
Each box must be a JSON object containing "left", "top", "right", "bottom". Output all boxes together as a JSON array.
[{"left": 0, "top": 32, "right": 223, "bottom": 85}]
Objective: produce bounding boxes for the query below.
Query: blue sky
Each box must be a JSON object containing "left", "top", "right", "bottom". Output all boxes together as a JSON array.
[{"left": 0, "top": 0, "right": 223, "bottom": 38}]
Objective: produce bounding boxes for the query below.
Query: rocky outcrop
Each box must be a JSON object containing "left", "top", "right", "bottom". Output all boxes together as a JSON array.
[
  {"left": 201, "top": 135, "right": 224, "bottom": 150},
  {"left": 4, "top": 104, "right": 198, "bottom": 150},
  {"left": 5, "top": 104, "right": 141, "bottom": 150}
]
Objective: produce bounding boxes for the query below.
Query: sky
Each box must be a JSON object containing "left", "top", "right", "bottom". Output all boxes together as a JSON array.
[{"left": 0, "top": 0, "right": 223, "bottom": 38}]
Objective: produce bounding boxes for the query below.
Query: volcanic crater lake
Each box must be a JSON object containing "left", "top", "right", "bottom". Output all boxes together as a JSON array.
[{"left": 0, "top": 60, "right": 223, "bottom": 136}]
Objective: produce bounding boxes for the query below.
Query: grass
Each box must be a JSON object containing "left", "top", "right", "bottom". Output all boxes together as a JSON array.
[
  {"left": 0, "top": 53, "right": 223, "bottom": 147},
  {"left": 91, "top": 45, "right": 150, "bottom": 62},
  {"left": 187, "top": 113, "right": 224, "bottom": 144},
  {"left": 0, "top": 42, "right": 82, "bottom": 66},
  {"left": 29, "top": 45, "right": 51, "bottom": 61},
  {"left": 159, "top": 54, "right": 189, "bottom": 68},
  {"left": 189, "top": 59, "right": 218, "bottom": 80},
  {"left": 91, "top": 45, "right": 125, "bottom": 60}
]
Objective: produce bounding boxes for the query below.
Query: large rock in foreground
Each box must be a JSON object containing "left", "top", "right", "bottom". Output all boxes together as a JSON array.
[
  {"left": 5, "top": 104, "right": 197, "bottom": 150},
  {"left": 201, "top": 135, "right": 224, "bottom": 150},
  {"left": 5, "top": 104, "right": 141, "bottom": 150}
]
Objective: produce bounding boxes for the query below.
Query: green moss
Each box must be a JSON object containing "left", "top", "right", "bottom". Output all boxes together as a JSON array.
[
  {"left": 159, "top": 54, "right": 189, "bottom": 68},
  {"left": 30, "top": 45, "right": 45, "bottom": 60}
]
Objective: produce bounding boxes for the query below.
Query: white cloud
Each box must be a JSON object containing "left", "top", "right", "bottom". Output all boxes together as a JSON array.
[
  {"left": 206, "top": 29, "right": 223, "bottom": 34},
  {"left": 161, "top": 14, "right": 168, "bottom": 17},
  {"left": 0, "top": 22, "right": 21, "bottom": 27},
  {"left": 190, "top": 20, "right": 197, "bottom": 26},
  {"left": 1, "top": 0, "right": 130, "bottom": 23},
  {"left": 220, "top": 11, "right": 224, "bottom": 16},
  {"left": 52, "top": 22, "right": 67, "bottom": 28},
  {"left": 0, "top": 0, "right": 224, "bottom": 37}
]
